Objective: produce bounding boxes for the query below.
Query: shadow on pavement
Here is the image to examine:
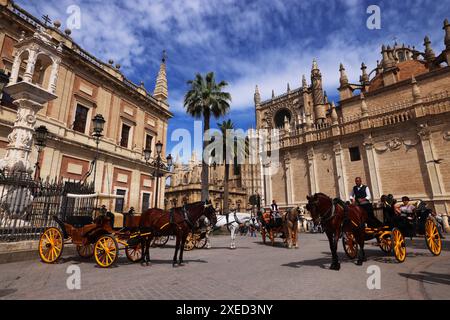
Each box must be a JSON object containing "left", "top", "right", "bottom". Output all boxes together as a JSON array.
[
  {"left": 281, "top": 257, "right": 331, "bottom": 269},
  {"left": 0, "top": 288, "right": 17, "bottom": 298},
  {"left": 398, "top": 271, "right": 450, "bottom": 286}
]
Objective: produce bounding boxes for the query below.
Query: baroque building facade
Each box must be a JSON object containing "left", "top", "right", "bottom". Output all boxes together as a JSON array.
[
  {"left": 164, "top": 152, "right": 262, "bottom": 212},
  {"left": 255, "top": 20, "right": 450, "bottom": 231},
  {"left": 0, "top": 0, "right": 172, "bottom": 213}
]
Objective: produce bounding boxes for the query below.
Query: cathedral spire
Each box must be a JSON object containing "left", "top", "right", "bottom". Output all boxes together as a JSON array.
[
  {"left": 254, "top": 85, "right": 261, "bottom": 107},
  {"left": 339, "top": 63, "right": 349, "bottom": 87},
  {"left": 424, "top": 36, "right": 436, "bottom": 67},
  {"left": 302, "top": 74, "right": 307, "bottom": 90},
  {"left": 153, "top": 50, "right": 168, "bottom": 102},
  {"left": 444, "top": 19, "right": 450, "bottom": 49}
]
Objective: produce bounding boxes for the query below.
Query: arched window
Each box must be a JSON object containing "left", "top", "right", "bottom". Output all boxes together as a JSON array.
[{"left": 274, "top": 109, "right": 292, "bottom": 128}]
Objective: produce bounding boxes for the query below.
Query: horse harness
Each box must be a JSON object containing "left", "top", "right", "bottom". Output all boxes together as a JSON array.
[
  {"left": 316, "top": 198, "right": 358, "bottom": 230},
  {"left": 169, "top": 206, "right": 194, "bottom": 230}
]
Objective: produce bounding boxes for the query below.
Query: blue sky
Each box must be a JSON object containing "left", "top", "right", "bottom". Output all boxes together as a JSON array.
[{"left": 16, "top": 0, "right": 450, "bottom": 161}]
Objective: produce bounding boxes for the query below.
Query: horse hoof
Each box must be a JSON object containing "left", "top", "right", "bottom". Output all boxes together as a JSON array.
[
  {"left": 356, "top": 260, "right": 363, "bottom": 266},
  {"left": 330, "top": 263, "right": 341, "bottom": 271},
  {"left": 172, "top": 263, "right": 177, "bottom": 268}
]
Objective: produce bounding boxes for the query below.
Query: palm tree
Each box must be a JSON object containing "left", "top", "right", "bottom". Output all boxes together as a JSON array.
[
  {"left": 184, "top": 72, "right": 231, "bottom": 202},
  {"left": 218, "top": 119, "right": 234, "bottom": 215}
]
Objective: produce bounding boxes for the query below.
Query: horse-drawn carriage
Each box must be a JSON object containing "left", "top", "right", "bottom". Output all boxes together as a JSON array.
[
  {"left": 183, "top": 214, "right": 211, "bottom": 251},
  {"left": 342, "top": 198, "right": 442, "bottom": 263},
  {"left": 38, "top": 193, "right": 146, "bottom": 267},
  {"left": 258, "top": 210, "right": 285, "bottom": 245}
]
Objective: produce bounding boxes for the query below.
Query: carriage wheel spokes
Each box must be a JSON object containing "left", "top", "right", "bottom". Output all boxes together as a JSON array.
[
  {"left": 94, "top": 235, "right": 118, "bottom": 268},
  {"left": 39, "top": 227, "right": 64, "bottom": 263},
  {"left": 342, "top": 231, "right": 358, "bottom": 259},
  {"left": 378, "top": 234, "right": 392, "bottom": 253},
  {"left": 157, "top": 235, "right": 169, "bottom": 247},
  {"left": 184, "top": 233, "right": 195, "bottom": 251},
  {"left": 125, "top": 243, "right": 143, "bottom": 262},
  {"left": 194, "top": 235, "right": 207, "bottom": 249},
  {"left": 392, "top": 228, "right": 406, "bottom": 263},
  {"left": 425, "top": 219, "right": 442, "bottom": 256},
  {"left": 77, "top": 243, "right": 94, "bottom": 258}
]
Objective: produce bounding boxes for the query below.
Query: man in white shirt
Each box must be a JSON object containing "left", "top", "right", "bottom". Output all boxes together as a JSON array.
[{"left": 349, "top": 177, "right": 381, "bottom": 227}]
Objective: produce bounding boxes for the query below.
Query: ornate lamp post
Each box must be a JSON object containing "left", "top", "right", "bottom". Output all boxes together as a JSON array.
[
  {"left": 91, "top": 114, "right": 105, "bottom": 189},
  {"left": 143, "top": 141, "right": 172, "bottom": 208},
  {"left": 33, "top": 125, "right": 48, "bottom": 181}
]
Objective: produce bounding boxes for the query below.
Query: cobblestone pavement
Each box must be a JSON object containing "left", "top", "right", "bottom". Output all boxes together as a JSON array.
[{"left": 0, "top": 233, "right": 448, "bottom": 300}]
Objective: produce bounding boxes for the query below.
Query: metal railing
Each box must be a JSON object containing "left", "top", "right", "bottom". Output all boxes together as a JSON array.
[{"left": 0, "top": 170, "right": 94, "bottom": 242}]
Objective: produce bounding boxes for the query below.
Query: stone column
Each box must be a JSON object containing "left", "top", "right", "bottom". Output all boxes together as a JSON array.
[
  {"left": 417, "top": 125, "right": 449, "bottom": 231},
  {"left": 362, "top": 134, "right": 382, "bottom": 200},
  {"left": 307, "top": 146, "right": 318, "bottom": 194},
  {"left": 284, "top": 153, "right": 294, "bottom": 205},
  {"left": 0, "top": 98, "right": 44, "bottom": 172},
  {"left": 333, "top": 140, "right": 347, "bottom": 200}
]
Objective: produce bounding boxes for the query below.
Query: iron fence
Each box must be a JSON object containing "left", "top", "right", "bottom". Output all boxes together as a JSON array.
[{"left": 0, "top": 170, "right": 95, "bottom": 242}]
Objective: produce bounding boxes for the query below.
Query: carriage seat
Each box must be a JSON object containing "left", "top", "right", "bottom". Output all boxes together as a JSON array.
[{"left": 65, "top": 216, "right": 93, "bottom": 228}]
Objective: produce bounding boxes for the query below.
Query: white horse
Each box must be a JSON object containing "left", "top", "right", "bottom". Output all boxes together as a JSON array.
[{"left": 206, "top": 211, "right": 254, "bottom": 249}]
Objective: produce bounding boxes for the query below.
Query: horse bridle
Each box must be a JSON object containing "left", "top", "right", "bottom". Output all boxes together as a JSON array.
[{"left": 311, "top": 196, "right": 335, "bottom": 226}]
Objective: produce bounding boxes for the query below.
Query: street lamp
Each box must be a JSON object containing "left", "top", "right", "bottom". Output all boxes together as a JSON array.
[
  {"left": 34, "top": 125, "right": 48, "bottom": 181},
  {"left": 91, "top": 114, "right": 105, "bottom": 189},
  {"left": 143, "top": 140, "right": 172, "bottom": 208}
]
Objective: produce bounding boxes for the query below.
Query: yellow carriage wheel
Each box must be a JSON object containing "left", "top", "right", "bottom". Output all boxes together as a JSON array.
[
  {"left": 76, "top": 244, "right": 94, "bottom": 258},
  {"left": 195, "top": 235, "right": 208, "bottom": 249},
  {"left": 425, "top": 219, "right": 442, "bottom": 256},
  {"left": 184, "top": 233, "right": 195, "bottom": 251},
  {"left": 125, "top": 243, "right": 143, "bottom": 262},
  {"left": 94, "top": 235, "right": 118, "bottom": 268},
  {"left": 342, "top": 232, "right": 358, "bottom": 259},
  {"left": 39, "top": 227, "right": 64, "bottom": 263},
  {"left": 392, "top": 228, "right": 406, "bottom": 263},
  {"left": 378, "top": 235, "right": 392, "bottom": 253}
]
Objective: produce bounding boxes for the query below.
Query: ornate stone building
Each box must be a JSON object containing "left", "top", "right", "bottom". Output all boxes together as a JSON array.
[
  {"left": 255, "top": 20, "right": 450, "bottom": 231},
  {"left": 164, "top": 152, "right": 261, "bottom": 212},
  {"left": 0, "top": 0, "right": 172, "bottom": 213}
]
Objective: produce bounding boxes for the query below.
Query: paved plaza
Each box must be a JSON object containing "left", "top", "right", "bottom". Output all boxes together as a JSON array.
[{"left": 0, "top": 233, "right": 449, "bottom": 300}]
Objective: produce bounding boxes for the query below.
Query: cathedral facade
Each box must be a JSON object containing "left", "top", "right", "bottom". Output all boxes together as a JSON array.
[
  {"left": 164, "top": 153, "right": 262, "bottom": 212},
  {"left": 255, "top": 20, "right": 450, "bottom": 231},
  {"left": 0, "top": 0, "right": 172, "bottom": 213}
]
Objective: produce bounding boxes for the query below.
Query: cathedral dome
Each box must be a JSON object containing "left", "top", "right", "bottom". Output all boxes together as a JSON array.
[{"left": 368, "top": 60, "right": 428, "bottom": 92}]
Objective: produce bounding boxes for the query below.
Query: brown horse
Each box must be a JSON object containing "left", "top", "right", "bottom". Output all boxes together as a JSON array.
[
  {"left": 261, "top": 211, "right": 285, "bottom": 246},
  {"left": 138, "top": 201, "right": 216, "bottom": 267},
  {"left": 283, "top": 208, "right": 300, "bottom": 249},
  {"left": 306, "top": 193, "right": 367, "bottom": 270}
]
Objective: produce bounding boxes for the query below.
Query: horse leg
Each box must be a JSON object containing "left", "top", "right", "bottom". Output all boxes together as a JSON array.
[
  {"left": 327, "top": 231, "right": 340, "bottom": 271},
  {"left": 230, "top": 225, "right": 236, "bottom": 249},
  {"left": 294, "top": 223, "right": 299, "bottom": 248},
  {"left": 173, "top": 233, "right": 180, "bottom": 267},
  {"left": 355, "top": 228, "right": 366, "bottom": 266},
  {"left": 179, "top": 233, "right": 187, "bottom": 266},
  {"left": 145, "top": 236, "right": 152, "bottom": 266},
  {"left": 140, "top": 236, "right": 147, "bottom": 266}
]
